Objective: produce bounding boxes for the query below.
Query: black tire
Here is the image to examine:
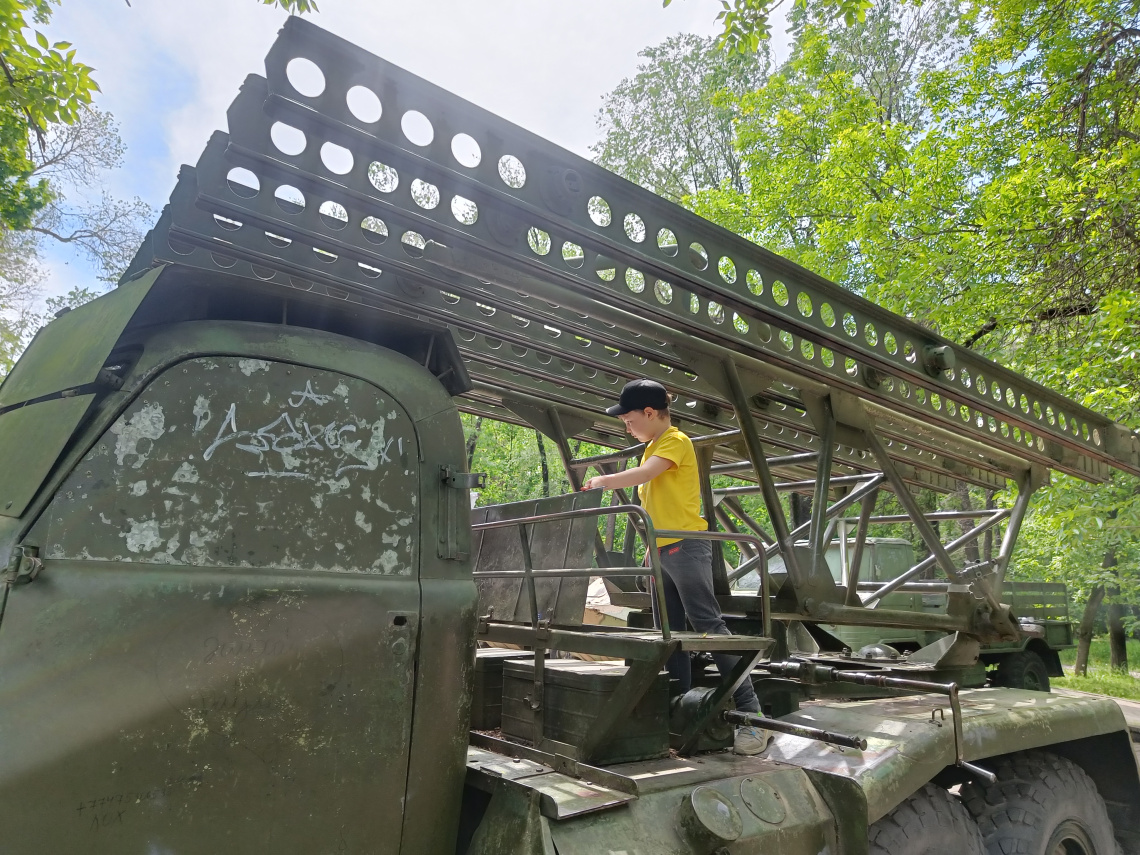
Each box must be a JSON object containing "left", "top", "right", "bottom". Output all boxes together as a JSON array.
[
  {"left": 994, "top": 650, "right": 1051, "bottom": 692},
  {"left": 961, "top": 750, "right": 1121, "bottom": 855},
  {"left": 868, "top": 783, "right": 985, "bottom": 855}
]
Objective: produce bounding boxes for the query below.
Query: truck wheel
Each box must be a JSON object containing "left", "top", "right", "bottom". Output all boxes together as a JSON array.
[
  {"left": 961, "top": 750, "right": 1121, "bottom": 855},
  {"left": 993, "top": 650, "right": 1050, "bottom": 691},
  {"left": 868, "top": 783, "right": 984, "bottom": 855}
]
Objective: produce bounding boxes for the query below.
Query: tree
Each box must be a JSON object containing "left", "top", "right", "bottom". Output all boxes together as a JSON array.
[
  {"left": 22, "top": 107, "right": 151, "bottom": 282},
  {"left": 592, "top": 34, "right": 768, "bottom": 202},
  {"left": 0, "top": 107, "right": 152, "bottom": 377},
  {"left": 0, "top": 0, "right": 315, "bottom": 232},
  {"left": 0, "top": 0, "right": 316, "bottom": 376},
  {"left": 666, "top": 0, "right": 875, "bottom": 53},
  {"left": 627, "top": 0, "right": 1140, "bottom": 670}
]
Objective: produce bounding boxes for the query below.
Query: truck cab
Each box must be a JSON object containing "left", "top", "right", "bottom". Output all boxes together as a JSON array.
[{"left": 0, "top": 269, "right": 478, "bottom": 853}]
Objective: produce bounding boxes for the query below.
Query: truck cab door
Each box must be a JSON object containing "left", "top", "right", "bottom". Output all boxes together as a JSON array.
[{"left": 0, "top": 352, "right": 422, "bottom": 854}]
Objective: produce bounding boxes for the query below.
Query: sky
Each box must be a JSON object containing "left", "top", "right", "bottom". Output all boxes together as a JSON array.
[{"left": 37, "top": 0, "right": 790, "bottom": 302}]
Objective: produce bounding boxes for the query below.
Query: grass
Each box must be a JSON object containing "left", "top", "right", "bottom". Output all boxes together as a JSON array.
[
  {"left": 1058, "top": 637, "right": 1140, "bottom": 667},
  {"left": 1054, "top": 671, "right": 1140, "bottom": 701},
  {"left": 1053, "top": 637, "right": 1140, "bottom": 701}
]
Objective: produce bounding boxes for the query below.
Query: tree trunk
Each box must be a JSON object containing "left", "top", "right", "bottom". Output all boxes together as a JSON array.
[
  {"left": 1107, "top": 594, "right": 1129, "bottom": 673},
  {"left": 1074, "top": 584, "right": 1106, "bottom": 676},
  {"left": 956, "top": 484, "right": 981, "bottom": 565},
  {"left": 790, "top": 493, "right": 812, "bottom": 529},
  {"left": 604, "top": 488, "right": 618, "bottom": 551},
  {"left": 535, "top": 431, "right": 551, "bottom": 498},
  {"left": 982, "top": 490, "right": 995, "bottom": 564},
  {"left": 465, "top": 416, "right": 484, "bottom": 470}
]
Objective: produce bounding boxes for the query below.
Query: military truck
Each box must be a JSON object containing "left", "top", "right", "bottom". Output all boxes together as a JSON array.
[
  {"left": 732, "top": 537, "right": 1074, "bottom": 690},
  {"left": 1, "top": 17, "right": 1138, "bottom": 855}
]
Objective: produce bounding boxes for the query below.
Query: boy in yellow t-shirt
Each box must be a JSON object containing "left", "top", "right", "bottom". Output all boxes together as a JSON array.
[{"left": 583, "top": 379, "right": 769, "bottom": 756}]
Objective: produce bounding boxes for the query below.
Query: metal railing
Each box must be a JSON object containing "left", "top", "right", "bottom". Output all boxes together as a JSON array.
[{"left": 471, "top": 502, "right": 771, "bottom": 642}]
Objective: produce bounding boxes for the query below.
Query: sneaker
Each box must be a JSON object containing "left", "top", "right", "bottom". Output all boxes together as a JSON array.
[{"left": 733, "top": 725, "right": 772, "bottom": 756}]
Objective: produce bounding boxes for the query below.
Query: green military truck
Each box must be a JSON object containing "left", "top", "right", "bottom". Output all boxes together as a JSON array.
[
  {"left": 1, "top": 18, "right": 1138, "bottom": 855},
  {"left": 734, "top": 537, "right": 1073, "bottom": 690}
]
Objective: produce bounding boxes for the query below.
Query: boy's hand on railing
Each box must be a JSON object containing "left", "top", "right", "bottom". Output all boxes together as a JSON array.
[{"left": 582, "top": 475, "right": 608, "bottom": 490}]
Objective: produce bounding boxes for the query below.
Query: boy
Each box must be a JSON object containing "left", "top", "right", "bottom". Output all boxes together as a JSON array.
[{"left": 583, "top": 379, "right": 770, "bottom": 755}]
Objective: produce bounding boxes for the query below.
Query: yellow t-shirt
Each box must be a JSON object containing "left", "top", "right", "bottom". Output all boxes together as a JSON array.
[{"left": 638, "top": 426, "right": 708, "bottom": 547}]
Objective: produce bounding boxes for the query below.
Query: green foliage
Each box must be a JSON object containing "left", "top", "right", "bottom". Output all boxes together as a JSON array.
[
  {"left": 261, "top": 0, "right": 319, "bottom": 11},
  {"left": 593, "top": 34, "right": 768, "bottom": 202},
  {"left": 463, "top": 415, "right": 568, "bottom": 506},
  {"left": 0, "top": 0, "right": 316, "bottom": 234},
  {"left": 43, "top": 284, "right": 99, "bottom": 316},
  {"left": 670, "top": 0, "right": 874, "bottom": 52},
  {"left": 0, "top": 0, "right": 94, "bottom": 230},
  {"left": 629, "top": 0, "right": 1140, "bottom": 612}
]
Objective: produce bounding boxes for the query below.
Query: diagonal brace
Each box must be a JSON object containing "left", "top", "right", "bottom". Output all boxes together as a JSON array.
[
  {"left": 676, "top": 647, "right": 767, "bottom": 755},
  {"left": 577, "top": 651, "right": 674, "bottom": 763}
]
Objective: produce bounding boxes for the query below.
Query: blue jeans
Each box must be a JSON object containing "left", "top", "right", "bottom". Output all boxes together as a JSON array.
[{"left": 650, "top": 538, "right": 760, "bottom": 713}]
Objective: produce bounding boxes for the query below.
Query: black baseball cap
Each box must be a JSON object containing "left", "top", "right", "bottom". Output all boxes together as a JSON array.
[{"left": 606, "top": 379, "right": 670, "bottom": 416}]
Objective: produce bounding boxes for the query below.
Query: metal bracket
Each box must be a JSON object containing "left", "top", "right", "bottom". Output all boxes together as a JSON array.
[
  {"left": 3, "top": 545, "right": 42, "bottom": 585},
  {"left": 441, "top": 466, "right": 487, "bottom": 489}
]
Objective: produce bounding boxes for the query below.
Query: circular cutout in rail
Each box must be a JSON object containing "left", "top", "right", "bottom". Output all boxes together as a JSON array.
[
  {"left": 346, "top": 85, "right": 382, "bottom": 123},
  {"left": 226, "top": 167, "right": 259, "bottom": 198},
  {"left": 588, "top": 196, "right": 611, "bottom": 227},
  {"left": 320, "top": 141, "right": 354, "bottom": 175},
  {"left": 274, "top": 184, "right": 306, "bottom": 215},
  {"left": 452, "top": 133, "right": 482, "bottom": 168},
  {"left": 451, "top": 195, "right": 478, "bottom": 225},
  {"left": 411, "top": 178, "right": 440, "bottom": 210},
  {"left": 401, "top": 231, "right": 427, "bottom": 259},
  {"left": 270, "top": 122, "right": 307, "bottom": 157},
  {"left": 527, "top": 227, "right": 550, "bottom": 255},
  {"left": 498, "top": 155, "right": 526, "bottom": 189},
  {"left": 361, "top": 216, "right": 389, "bottom": 244},
  {"left": 319, "top": 201, "right": 349, "bottom": 230},
  {"left": 688, "top": 242, "right": 709, "bottom": 271},
  {"left": 401, "top": 110, "right": 434, "bottom": 147},
  {"left": 624, "top": 213, "right": 646, "bottom": 243},
  {"left": 286, "top": 57, "right": 325, "bottom": 98},
  {"left": 368, "top": 162, "right": 399, "bottom": 193}
]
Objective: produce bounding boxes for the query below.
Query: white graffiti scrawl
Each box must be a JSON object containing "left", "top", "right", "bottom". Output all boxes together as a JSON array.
[{"left": 199, "top": 382, "right": 402, "bottom": 479}]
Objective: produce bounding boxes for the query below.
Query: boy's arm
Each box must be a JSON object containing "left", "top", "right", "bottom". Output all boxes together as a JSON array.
[{"left": 582, "top": 455, "right": 674, "bottom": 491}]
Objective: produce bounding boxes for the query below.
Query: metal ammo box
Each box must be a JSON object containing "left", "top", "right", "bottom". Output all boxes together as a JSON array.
[
  {"left": 501, "top": 659, "right": 670, "bottom": 764},
  {"left": 471, "top": 648, "right": 533, "bottom": 730}
]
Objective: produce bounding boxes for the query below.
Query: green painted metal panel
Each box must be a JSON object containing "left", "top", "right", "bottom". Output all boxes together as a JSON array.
[
  {"left": 0, "top": 270, "right": 158, "bottom": 407},
  {"left": 33, "top": 356, "right": 419, "bottom": 573},
  {"left": 1, "top": 339, "right": 442, "bottom": 853},
  {"left": 0, "top": 565, "right": 420, "bottom": 853},
  {"left": 0, "top": 395, "right": 96, "bottom": 518}
]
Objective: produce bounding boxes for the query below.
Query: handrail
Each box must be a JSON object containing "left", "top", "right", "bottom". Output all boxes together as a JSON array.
[
  {"left": 472, "top": 503, "right": 672, "bottom": 642},
  {"left": 471, "top": 502, "right": 772, "bottom": 641}
]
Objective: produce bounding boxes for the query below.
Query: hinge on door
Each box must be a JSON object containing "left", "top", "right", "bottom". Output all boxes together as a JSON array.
[
  {"left": 438, "top": 466, "right": 484, "bottom": 561},
  {"left": 3, "top": 545, "right": 42, "bottom": 585},
  {"left": 440, "top": 466, "right": 487, "bottom": 490}
]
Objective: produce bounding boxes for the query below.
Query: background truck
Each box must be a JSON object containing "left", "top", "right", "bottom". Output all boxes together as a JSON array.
[
  {"left": 733, "top": 537, "right": 1074, "bottom": 690},
  {"left": 0, "top": 17, "right": 1138, "bottom": 855}
]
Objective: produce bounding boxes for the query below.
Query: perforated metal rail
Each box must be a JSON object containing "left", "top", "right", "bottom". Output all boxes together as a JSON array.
[{"left": 122, "top": 17, "right": 1140, "bottom": 489}]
